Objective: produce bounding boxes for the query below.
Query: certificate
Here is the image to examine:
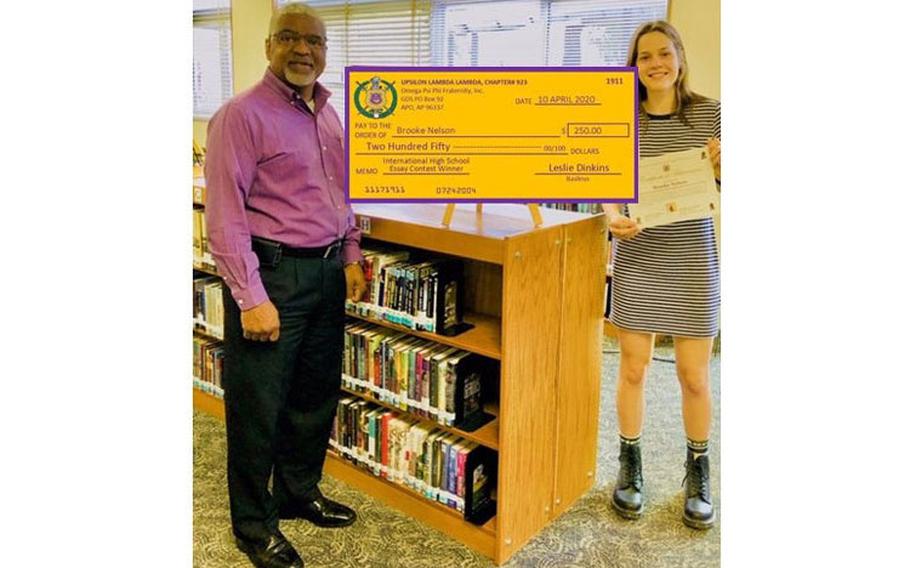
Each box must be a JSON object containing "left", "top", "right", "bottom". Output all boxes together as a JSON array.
[
  {"left": 345, "top": 67, "right": 638, "bottom": 202},
  {"left": 627, "top": 148, "right": 719, "bottom": 228}
]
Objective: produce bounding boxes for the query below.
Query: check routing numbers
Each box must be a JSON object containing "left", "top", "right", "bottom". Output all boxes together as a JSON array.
[{"left": 346, "top": 68, "right": 637, "bottom": 202}]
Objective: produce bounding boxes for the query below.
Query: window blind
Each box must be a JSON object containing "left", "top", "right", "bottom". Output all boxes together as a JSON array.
[
  {"left": 431, "top": 0, "right": 666, "bottom": 67},
  {"left": 194, "top": 0, "right": 230, "bottom": 11},
  {"left": 279, "top": 0, "right": 431, "bottom": 124},
  {"left": 546, "top": 0, "right": 667, "bottom": 66},
  {"left": 430, "top": 0, "right": 546, "bottom": 66},
  {"left": 193, "top": 1, "right": 233, "bottom": 118},
  {"left": 274, "top": 0, "right": 666, "bottom": 121}
]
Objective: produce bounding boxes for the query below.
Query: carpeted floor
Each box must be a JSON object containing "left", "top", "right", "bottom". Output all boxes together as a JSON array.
[{"left": 194, "top": 338, "right": 720, "bottom": 567}]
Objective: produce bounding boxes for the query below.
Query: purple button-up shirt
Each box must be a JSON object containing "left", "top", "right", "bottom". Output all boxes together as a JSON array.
[{"left": 205, "top": 69, "right": 362, "bottom": 310}]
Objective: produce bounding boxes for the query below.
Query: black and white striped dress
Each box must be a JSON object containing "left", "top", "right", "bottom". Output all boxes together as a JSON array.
[{"left": 609, "top": 98, "right": 720, "bottom": 337}]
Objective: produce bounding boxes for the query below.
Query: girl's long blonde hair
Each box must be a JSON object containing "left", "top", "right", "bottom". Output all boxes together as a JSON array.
[{"left": 627, "top": 20, "right": 705, "bottom": 124}]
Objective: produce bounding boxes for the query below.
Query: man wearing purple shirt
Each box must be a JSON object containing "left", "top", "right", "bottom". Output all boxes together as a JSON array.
[{"left": 204, "top": 3, "right": 366, "bottom": 567}]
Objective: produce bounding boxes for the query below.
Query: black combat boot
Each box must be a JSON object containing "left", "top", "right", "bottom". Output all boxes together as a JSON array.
[
  {"left": 612, "top": 441, "right": 643, "bottom": 519},
  {"left": 682, "top": 449, "right": 715, "bottom": 529}
]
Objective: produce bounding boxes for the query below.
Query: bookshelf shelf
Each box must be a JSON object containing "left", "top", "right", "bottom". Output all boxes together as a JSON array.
[
  {"left": 193, "top": 203, "right": 606, "bottom": 565},
  {"left": 345, "top": 310, "right": 501, "bottom": 360},
  {"left": 340, "top": 385, "right": 499, "bottom": 451},
  {"left": 194, "top": 329, "right": 223, "bottom": 344},
  {"left": 193, "top": 319, "right": 224, "bottom": 341},
  {"left": 193, "top": 252, "right": 219, "bottom": 276},
  {"left": 325, "top": 451, "right": 498, "bottom": 538},
  {"left": 323, "top": 452, "right": 497, "bottom": 558},
  {"left": 193, "top": 388, "right": 224, "bottom": 421},
  {"left": 193, "top": 264, "right": 219, "bottom": 277},
  {"left": 355, "top": 203, "right": 594, "bottom": 265}
]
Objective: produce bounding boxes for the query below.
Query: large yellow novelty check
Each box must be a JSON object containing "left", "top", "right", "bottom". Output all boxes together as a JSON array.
[{"left": 345, "top": 67, "right": 638, "bottom": 203}]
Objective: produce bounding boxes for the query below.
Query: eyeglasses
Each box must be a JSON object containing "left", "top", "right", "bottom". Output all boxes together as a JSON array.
[{"left": 272, "top": 31, "right": 327, "bottom": 49}]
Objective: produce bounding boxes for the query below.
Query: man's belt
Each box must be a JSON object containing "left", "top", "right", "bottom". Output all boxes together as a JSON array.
[{"left": 251, "top": 236, "right": 342, "bottom": 268}]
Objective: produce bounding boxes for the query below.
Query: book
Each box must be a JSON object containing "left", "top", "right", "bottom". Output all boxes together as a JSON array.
[
  {"left": 464, "top": 444, "right": 497, "bottom": 525},
  {"left": 380, "top": 410, "right": 392, "bottom": 478},
  {"left": 424, "top": 258, "right": 470, "bottom": 336},
  {"left": 435, "top": 433, "right": 457, "bottom": 506},
  {"left": 449, "top": 354, "right": 497, "bottom": 432},
  {"left": 429, "top": 346, "right": 459, "bottom": 421},
  {"left": 456, "top": 441, "right": 477, "bottom": 508},
  {"left": 447, "top": 439, "right": 467, "bottom": 509},
  {"left": 192, "top": 334, "right": 223, "bottom": 397},
  {"left": 193, "top": 210, "right": 203, "bottom": 259},
  {"left": 365, "top": 408, "right": 381, "bottom": 475},
  {"left": 193, "top": 275, "right": 223, "bottom": 337},
  {"left": 330, "top": 396, "right": 357, "bottom": 454},
  {"left": 422, "top": 430, "right": 444, "bottom": 500}
]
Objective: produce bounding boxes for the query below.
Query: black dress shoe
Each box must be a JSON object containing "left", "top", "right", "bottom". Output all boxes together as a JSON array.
[
  {"left": 236, "top": 531, "right": 304, "bottom": 568},
  {"left": 279, "top": 493, "right": 357, "bottom": 528}
]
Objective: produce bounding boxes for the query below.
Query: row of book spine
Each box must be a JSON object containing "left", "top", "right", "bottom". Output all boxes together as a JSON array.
[
  {"left": 193, "top": 334, "right": 224, "bottom": 398},
  {"left": 541, "top": 202, "right": 603, "bottom": 214},
  {"left": 193, "top": 276, "right": 224, "bottom": 338},
  {"left": 346, "top": 247, "right": 463, "bottom": 334},
  {"left": 193, "top": 209, "right": 216, "bottom": 269},
  {"left": 343, "top": 321, "right": 484, "bottom": 427},
  {"left": 193, "top": 180, "right": 206, "bottom": 206},
  {"left": 330, "top": 396, "right": 495, "bottom": 522}
]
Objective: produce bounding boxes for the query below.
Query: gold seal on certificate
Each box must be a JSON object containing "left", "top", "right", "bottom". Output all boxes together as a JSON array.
[
  {"left": 346, "top": 67, "right": 638, "bottom": 203},
  {"left": 627, "top": 148, "right": 720, "bottom": 229}
]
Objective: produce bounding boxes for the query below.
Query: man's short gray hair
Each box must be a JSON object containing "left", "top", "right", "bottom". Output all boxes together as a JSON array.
[{"left": 269, "top": 2, "right": 324, "bottom": 36}]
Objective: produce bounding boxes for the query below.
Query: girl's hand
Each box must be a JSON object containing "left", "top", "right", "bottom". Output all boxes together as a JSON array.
[
  {"left": 707, "top": 138, "right": 721, "bottom": 181},
  {"left": 608, "top": 215, "right": 643, "bottom": 241}
]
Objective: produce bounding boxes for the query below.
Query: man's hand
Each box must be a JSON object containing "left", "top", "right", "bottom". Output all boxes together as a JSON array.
[
  {"left": 344, "top": 262, "right": 367, "bottom": 302},
  {"left": 240, "top": 300, "right": 280, "bottom": 342},
  {"left": 707, "top": 138, "right": 721, "bottom": 181},
  {"left": 608, "top": 215, "right": 643, "bottom": 241}
]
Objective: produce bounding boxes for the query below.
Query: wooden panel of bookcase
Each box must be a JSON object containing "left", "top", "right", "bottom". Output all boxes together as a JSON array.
[
  {"left": 193, "top": 388, "right": 225, "bottom": 421},
  {"left": 356, "top": 204, "right": 504, "bottom": 264},
  {"left": 345, "top": 310, "right": 501, "bottom": 360},
  {"left": 497, "top": 226, "right": 563, "bottom": 563},
  {"left": 354, "top": 204, "right": 594, "bottom": 265},
  {"left": 463, "top": 261, "right": 503, "bottom": 318},
  {"left": 323, "top": 452, "right": 497, "bottom": 559},
  {"left": 552, "top": 216, "right": 607, "bottom": 518}
]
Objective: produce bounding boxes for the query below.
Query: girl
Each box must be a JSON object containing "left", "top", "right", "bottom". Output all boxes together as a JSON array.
[{"left": 606, "top": 20, "right": 721, "bottom": 530}]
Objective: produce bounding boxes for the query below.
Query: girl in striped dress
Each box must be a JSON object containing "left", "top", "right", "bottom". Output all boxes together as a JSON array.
[{"left": 605, "top": 20, "right": 721, "bottom": 529}]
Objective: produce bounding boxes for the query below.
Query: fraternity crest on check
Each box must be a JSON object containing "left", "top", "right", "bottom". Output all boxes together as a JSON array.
[{"left": 354, "top": 76, "right": 398, "bottom": 119}]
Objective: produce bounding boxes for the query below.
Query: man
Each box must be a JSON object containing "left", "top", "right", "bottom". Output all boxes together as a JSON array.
[{"left": 204, "top": 3, "right": 367, "bottom": 567}]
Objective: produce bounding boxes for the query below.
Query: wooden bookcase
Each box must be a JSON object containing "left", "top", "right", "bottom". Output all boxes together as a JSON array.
[
  {"left": 541, "top": 204, "right": 616, "bottom": 338},
  {"left": 193, "top": 172, "right": 227, "bottom": 394},
  {"left": 193, "top": 202, "right": 607, "bottom": 565}
]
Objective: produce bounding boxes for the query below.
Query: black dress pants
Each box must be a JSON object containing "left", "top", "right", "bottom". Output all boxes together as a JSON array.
[{"left": 221, "top": 253, "right": 346, "bottom": 542}]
